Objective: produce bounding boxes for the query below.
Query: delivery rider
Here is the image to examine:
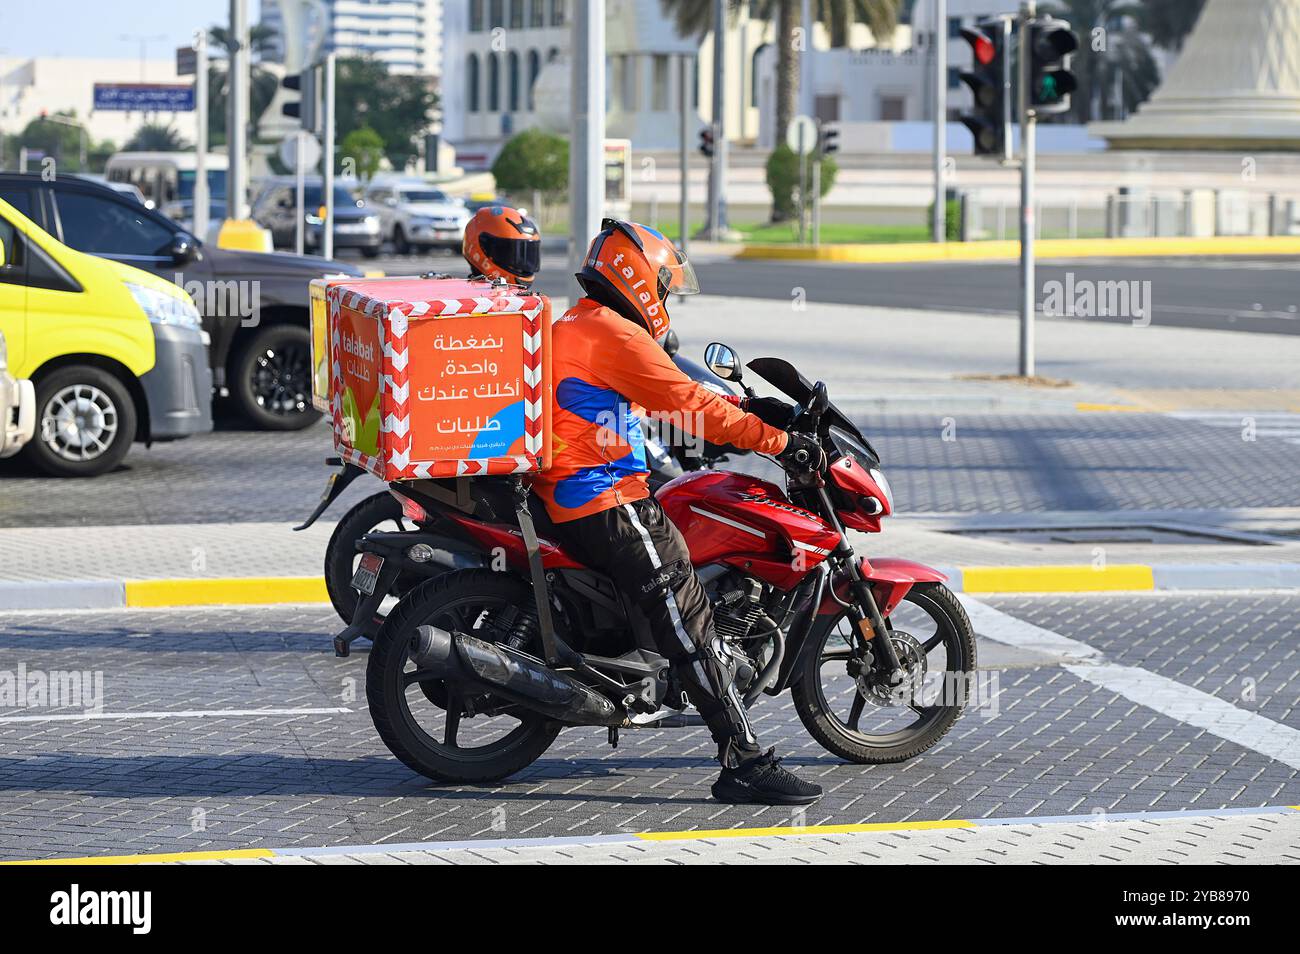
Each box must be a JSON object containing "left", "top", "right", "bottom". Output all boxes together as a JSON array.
[{"left": 531, "top": 219, "right": 825, "bottom": 805}]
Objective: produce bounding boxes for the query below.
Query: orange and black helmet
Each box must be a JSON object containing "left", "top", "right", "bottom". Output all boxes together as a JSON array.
[
  {"left": 462, "top": 205, "right": 541, "bottom": 286},
  {"left": 575, "top": 219, "right": 699, "bottom": 339}
]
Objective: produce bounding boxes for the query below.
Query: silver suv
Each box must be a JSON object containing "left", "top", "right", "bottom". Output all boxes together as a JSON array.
[{"left": 365, "top": 181, "right": 471, "bottom": 254}]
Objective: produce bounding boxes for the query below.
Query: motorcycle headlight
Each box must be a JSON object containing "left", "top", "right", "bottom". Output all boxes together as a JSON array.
[
  {"left": 126, "top": 282, "right": 201, "bottom": 329},
  {"left": 869, "top": 467, "right": 895, "bottom": 512}
]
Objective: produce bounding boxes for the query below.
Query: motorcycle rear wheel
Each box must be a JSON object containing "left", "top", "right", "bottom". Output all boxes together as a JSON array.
[
  {"left": 324, "top": 491, "right": 418, "bottom": 624},
  {"left": 367, "top": 571, "right": 563, "bottom": 784},
  {"left": 791, "top": 582, "right": 976, "bottom": 764}
]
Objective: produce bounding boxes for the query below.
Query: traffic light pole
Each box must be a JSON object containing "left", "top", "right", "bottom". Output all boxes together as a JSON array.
[
  {"left": 679, "top": 54, "right": 691, "bottom": 256},
  {"left": 1018, "top": 1, "right": 1036, "bottom": 378},
  {"left": 193, "top": 31, "right": 209, "bottom": 241},
  {"left": 323, "top": 52, "right": 336, "bottom": 261},
  {"left": 932, "top": 0, "right": 947, "bottom": 244}
]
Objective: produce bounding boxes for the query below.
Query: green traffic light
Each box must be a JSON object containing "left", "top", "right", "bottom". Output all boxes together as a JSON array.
[{"left": 1040, "top": 75, "right": 1058, "bottom": 101}]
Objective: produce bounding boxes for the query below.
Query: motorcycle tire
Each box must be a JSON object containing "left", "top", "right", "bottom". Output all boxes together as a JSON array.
[
  {"left": 791, "top": 582, "right": 976, "bottom": 764},
  {"left": 367, "top": 571, "right": 563, "bottom": 784},
  {"left": 324, "top": 491, "right": 419, "bottom": 624}
]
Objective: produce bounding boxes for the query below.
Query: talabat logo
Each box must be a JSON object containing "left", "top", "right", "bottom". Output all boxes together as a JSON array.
[{"left": 342, "top": 331, "right": 374, "bottom": 362}]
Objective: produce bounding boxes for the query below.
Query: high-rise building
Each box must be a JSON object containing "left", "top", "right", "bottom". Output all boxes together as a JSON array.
[{"left": 262, "top": 0, "right": 443, "bottom": 76}]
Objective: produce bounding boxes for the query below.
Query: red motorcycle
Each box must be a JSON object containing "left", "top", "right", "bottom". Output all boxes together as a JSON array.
[{"left": 360, "top": 346, "right": 976, "bottom": 783}]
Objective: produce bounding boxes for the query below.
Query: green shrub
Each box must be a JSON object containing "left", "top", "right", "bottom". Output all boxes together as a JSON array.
[
  {"left": 491, "top": 129, "right": 569, "bottom": 196},
  {"left": 926, "top": 198, "right": 962, "bottom": 242},
  {"left": 765, "top": 144, "right": 838, "bottom": 222}
]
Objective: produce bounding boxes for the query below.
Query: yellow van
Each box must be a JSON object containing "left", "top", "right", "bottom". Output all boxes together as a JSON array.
[{"left": 0, "top": 197, "right": 212, "bottom": 477}]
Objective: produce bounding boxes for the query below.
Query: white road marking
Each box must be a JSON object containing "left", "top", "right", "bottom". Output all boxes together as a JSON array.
[
  {"left": 958, "top": 594, "right": 1300, "bottom": 771},
  {"left": 0, "top": 707, "right": 353, "bottom": 724}
]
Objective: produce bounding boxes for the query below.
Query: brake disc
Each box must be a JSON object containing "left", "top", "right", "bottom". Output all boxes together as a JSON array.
[{"left": 856, "top": 630, "right": 927, "bottom": 707}]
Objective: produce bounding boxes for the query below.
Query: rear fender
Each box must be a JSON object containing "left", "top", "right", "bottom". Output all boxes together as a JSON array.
[{"left": 819, "top": 557, "right": 948, "bottom": 617}]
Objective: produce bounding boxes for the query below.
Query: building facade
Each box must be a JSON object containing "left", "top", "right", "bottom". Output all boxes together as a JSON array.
[
  {"left": 262, "top": 0, "right": 444, "bottom": 76},
  {"left": 0, "top": 56, "right": 200, "bottom": 160}
]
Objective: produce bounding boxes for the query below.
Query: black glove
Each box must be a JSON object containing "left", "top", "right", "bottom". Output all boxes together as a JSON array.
[
  {"left": 777, "top": 431, "right": 826, "bottom": 472},
  {"left": 747, "top": 396, "right": 796, "bottom": 430}
]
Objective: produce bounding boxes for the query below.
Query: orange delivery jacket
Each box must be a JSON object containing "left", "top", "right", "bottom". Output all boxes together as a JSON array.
[{"left": 531, "top": 298, "right": 789, "bottom": 523}]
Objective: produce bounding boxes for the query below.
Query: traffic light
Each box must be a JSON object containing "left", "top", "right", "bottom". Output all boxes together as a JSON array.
[
  {"left": 958, "top": 20, "right": 1009, "bottom": 158},
  {"left": 698, "top": 126, "right": 714, "bottom": 158},
  {"left": 818, "top": 123, "right": 839, "bottom": 157},
  {"left": 1027, "top": 16, "right": 1078, "bottom": 115},
  {"left": 281, "top": 69, "right": 318, "bottom": 131}
]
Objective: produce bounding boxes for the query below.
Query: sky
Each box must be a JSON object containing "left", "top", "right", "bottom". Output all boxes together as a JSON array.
[{"left": 0, "top": 0, "right": 254, "bottom": 61}]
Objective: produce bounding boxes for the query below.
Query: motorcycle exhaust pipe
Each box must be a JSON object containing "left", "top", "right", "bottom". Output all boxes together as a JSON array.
[{"left": 409, "top": 625, "right": 621, "bottom": 727}]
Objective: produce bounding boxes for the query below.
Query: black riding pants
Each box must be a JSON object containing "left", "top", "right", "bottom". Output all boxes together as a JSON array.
[{"left": 550, "top": 497, "right": 762, "bottom": 768}]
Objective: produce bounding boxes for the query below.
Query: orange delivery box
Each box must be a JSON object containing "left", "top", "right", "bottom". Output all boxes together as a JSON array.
[{"left": 312, "top": 277, "right": 553, "bottom": 480}]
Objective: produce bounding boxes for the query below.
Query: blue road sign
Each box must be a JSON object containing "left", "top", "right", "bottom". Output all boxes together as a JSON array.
[{"left": 93, "top": 83, "right": 195, "bottom": 112}]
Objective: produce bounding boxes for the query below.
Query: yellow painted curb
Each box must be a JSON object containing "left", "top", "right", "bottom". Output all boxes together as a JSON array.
[
  {"left": 961, "top": 564, "right": 1155, "bottom": 594},
  {"left": 1, "top": 848, "right": 275, "bottom": 865},
  {"left": 125, "top": 576, "right": 328, "bottom": 607},
  {"left": 1075, "top": 402, "right": 1153, "bottom": 413},
  {"left": 736, "top": 235, "right": 1300, "bottom": 265},
  {"left": 637, "top": 819, "right": 974, "bottom": 841}
]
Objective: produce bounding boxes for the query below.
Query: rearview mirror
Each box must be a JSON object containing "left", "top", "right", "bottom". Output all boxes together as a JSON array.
[
  {"left": 704, "top": 342, "right": 742, "bottom": 382},
  {"left": 170, "top": 232, "right": 196, "bottom": 264},
  {"left": 661, "top": 328, "right": 680, "bottom": 357}
]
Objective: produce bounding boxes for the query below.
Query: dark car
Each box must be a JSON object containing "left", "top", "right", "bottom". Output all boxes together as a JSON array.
[
  {"left": 252, "top": 178, "right": 382, "bottom": 258},
  {"left": 0, "top": 172, "right": 365, "bottom": 431}
]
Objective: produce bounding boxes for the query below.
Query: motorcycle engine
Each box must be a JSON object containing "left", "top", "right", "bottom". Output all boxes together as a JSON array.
[{"left": 711, "top": 576, "right": 774, "bottom": 690}]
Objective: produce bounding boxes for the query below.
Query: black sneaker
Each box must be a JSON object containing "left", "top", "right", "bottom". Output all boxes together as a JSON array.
[{"left": 711, "top": 749, "right": 822, "bottom": 805}]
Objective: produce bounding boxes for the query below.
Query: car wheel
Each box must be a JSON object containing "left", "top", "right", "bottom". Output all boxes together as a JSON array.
[
  {"left": 25, "top": 365, "right": 137, "bottom": 477},
  {"left": 231, "top": 324, "right": 322, "bottom": 431},
  {"left": 361, "top": 245, "right": 381, "bottom": 259},
  {"left": 393, "top": 225, "right": 411, "bottom": 255}
]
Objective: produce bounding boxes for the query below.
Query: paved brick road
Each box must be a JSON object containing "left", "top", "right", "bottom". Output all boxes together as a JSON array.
[
  {"left": 0, "top": 594, "right": 1295, "bottom": 861},
  {"left": 3, "top": 411, "right": 1298, "bottom": 529}
]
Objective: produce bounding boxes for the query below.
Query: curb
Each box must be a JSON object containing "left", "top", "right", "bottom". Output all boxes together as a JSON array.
[
  {"left": 736, "top": 235, "right": 1300, "bottom": 265},
  {"left": 2, "top": 563, "right": 1299, "bottom": 611},
  {"left": 6, "top": 805, "right": 1297, "bottom": 864}
]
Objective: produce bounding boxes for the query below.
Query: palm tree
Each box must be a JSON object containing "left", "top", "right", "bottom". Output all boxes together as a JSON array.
[
  {"left": 124, "top": 123, "right": 190, "bottom": 152},
  {"left": 1040, "top": 1, "right": 1159, "bottom": 123},
  {"left": 204, "top": 23, "right": 281, "bottom": 145},
  {"left": 658, "top": 0, "right": 900, "bottom": 165}
]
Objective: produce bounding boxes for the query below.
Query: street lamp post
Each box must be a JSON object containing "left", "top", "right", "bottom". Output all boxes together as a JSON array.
[
  {"left": 568, "top": 0, "right": 606, "bottom": 303},
  {"left": 226, "top": 0, "right": 250, "bottom": 222}
]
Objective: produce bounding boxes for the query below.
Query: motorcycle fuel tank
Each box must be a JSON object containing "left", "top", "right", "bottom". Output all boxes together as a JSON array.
[{"left": 657, "top": 470, "right": 842, "bottom": 587}]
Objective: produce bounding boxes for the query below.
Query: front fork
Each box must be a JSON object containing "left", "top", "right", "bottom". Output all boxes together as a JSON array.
[{"left": 815, "top": 487, "right": 906, "bottom": 683}]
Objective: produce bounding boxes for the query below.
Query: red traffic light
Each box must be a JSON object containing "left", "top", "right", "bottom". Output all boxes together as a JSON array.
[{"left": 960, "top": 27, "right": 996, "bottom": 66}]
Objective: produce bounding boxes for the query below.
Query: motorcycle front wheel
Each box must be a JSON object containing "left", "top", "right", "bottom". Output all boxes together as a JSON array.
[
  {"left": 367, "top": 570, "right": 562, "bottom": 784},
  {"left": 791, "top": 582, "right": 977, "bottom": 764}
]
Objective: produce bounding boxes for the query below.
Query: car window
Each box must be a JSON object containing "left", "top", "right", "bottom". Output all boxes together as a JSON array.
[
  {"left": 400, "top": 190, "right": 448, "bottom": 203},
  {"left": 55, "top": 190, "right": 174, "bottom": 257},
  {"left": 0, "top": 214, "right": 26, "bottom": 285},
  {"left": 0, "top": 213, "right": 79, "bottom": 293},
  {"left": 0, "top": 186, "right": 36, "bottom": 222}
]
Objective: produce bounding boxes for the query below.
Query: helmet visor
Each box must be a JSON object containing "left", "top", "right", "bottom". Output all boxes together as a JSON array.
[
  {"left": 479, "top": 233, "right": 542, "bottom": 279},
  {"left": 658, "top": 249, "right": 700, "bottom": 298}
]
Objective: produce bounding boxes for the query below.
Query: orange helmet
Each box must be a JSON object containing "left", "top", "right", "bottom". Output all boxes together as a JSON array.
[
  {"left": 575, "top": 219, "right": 699, "bottom": 339},
  {"left": 462, "top": 205, "right": 541, "bottom": 286}
]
